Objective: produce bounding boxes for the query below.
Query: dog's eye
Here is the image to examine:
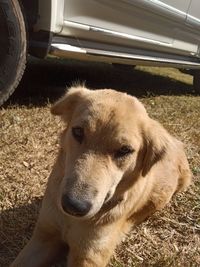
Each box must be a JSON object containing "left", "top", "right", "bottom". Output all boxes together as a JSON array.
[
  {"left": 115, "top": 146, "right": 134, "bottom": 158},
  {"left": 72, "top": 127, "right": 84, "bottom": 143}
]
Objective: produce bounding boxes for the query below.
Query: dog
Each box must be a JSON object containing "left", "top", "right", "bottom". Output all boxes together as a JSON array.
[{"left": 11, "top": 86, "right": 192, "bottom": 267}]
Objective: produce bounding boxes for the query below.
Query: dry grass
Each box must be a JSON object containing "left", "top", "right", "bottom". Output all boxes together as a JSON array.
[{"left": 0, "top": 59, "right": 200, "bottom": 266}]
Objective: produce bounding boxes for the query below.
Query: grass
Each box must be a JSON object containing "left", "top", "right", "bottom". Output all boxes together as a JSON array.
[{"left": 0, "top": 59, "right": 200, "bottom": 266}]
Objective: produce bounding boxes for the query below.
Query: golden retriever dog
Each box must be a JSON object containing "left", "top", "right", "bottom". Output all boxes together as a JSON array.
[{"left": 11, "top": 86, "right": 192, "bottom": 267}]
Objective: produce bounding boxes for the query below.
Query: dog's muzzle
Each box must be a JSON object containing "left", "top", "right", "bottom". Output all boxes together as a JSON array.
[{"left": 61, "top": 194, "right": 92, "bottom": 217}]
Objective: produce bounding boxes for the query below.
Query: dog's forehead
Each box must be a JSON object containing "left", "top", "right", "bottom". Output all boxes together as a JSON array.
[{"left": 73, "top": 91, "right": 146, "bottom": 138}]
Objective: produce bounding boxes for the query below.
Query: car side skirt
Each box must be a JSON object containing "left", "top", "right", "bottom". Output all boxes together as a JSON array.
[{"left": 49, "top": 36, "right": 200, "bottom": 69}]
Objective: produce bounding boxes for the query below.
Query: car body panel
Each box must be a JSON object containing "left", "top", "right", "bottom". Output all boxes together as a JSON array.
[
  {"left": 62, "top": 0, "right": 177, "bottom": 49},
  {"left": 33, "top": 0, "right": 200, "bottom": 67},
  {"left": 187, "top": 0, "right": 200, "bottom": 30},
  {"left": 34, "top": 0, "right": 63, "bottom": 33}
]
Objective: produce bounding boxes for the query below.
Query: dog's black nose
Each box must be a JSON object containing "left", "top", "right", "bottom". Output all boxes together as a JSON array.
[{"left": 61, "top": 194, "right": 92, "bottom": 216}]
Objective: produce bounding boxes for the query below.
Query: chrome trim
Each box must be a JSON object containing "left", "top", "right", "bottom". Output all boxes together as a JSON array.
[
  {"left": 50, "top": 40, "right": 200, "bottom": 69},
  {"left": 87, "top": 48, "right": 200, "bottom": 67},
  {"left": 121, "top": 0, "right": 186, "bottom": 22},
  {"left": 63, "top": 21, "right": 90, "bottom": 31},
  {"left": 124, "top": 0, "right": 200, "bottom": 30},
  {"left": 187, "top": 14, "right": 200, "bottom": 30},
  {"left": 52, "top": 43, "right": 86, "bottom": 53},
  {"left": 64, "top": 20, "right": 171, "bottom": 47},
  {"left": 89, "top": 26, "right": 171, "bottom": 46}
]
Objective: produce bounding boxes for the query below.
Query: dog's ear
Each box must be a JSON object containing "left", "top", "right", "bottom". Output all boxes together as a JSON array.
[
  {"left": 142, "top": 119, "right": 170, "bottom": 176},
  {"left": 51, "top": 86, "right": 89, "bottom": 123}
]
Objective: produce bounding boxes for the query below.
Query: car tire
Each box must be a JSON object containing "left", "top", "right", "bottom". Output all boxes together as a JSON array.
[
  {"left": 193, "top": 70, "right": 200, "bottom": 94},
  {"left": 0, "top": 0, "right": 27, "bottom": 106}
]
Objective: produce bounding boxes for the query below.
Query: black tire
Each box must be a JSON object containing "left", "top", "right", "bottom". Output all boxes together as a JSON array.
[
  {"left": 0, "top": 0, "right": 27, "bottom": 106},
  {"left": 193, "top": 70, "right": 200, "bottom": 94}
]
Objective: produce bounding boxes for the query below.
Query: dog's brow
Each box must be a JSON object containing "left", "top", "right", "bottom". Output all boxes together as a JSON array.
[{"left": 115, "top": 137, "right": 132, "bottom": 146}]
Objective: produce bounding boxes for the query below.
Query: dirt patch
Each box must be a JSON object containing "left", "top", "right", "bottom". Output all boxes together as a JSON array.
[{"left": 1, "top": 59, "right": 199, "bottom": 266}]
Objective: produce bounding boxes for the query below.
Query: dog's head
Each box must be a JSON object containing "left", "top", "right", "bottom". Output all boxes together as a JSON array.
[{"left": 51, "top": 86, "right": 169, "bottom": 219}]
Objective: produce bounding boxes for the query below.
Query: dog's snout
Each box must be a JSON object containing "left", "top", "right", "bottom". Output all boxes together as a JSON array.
[{"left": 61, "top": 194, "right": 92, "bottom": 217}]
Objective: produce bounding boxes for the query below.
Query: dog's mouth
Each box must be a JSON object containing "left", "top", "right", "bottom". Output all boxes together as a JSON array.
[
  {"left": 60, "top": 193, "right": 124, "bottom": 219},
  {"left": 104, "top": 192, "right": 112, "bottom": 203},
  {"left": 61, "top": 194, "right": 110, "bottom": 218},
  {"left": 60, "top": 187, "right": 122, "bottom": 219},
  {"left": 103, "top": 187, "right": 118, "bottom": 204},
  {"left": 101, "top": 190, "right": 124, "bottom": 211}
]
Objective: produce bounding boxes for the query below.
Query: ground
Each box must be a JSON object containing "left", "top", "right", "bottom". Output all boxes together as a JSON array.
[{"left": 0, "top": 58, "right": 200, "bottom": 267}]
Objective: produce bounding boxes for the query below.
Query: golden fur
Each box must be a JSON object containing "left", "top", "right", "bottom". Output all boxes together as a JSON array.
[{"left": 11, "top": 86, "right": 192, "bottom": 267}]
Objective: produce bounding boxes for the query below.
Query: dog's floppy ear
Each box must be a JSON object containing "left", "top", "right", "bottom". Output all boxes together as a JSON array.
[
  {"left": 142, "top": 119, "right": 170, "bottom": 176},
  {"left": 51, "top": 86, "right": 89, "bottom": 123}
]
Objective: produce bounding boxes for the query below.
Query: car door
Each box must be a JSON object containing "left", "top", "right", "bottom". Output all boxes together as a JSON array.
[
  {"left": 159, "top": 0, "right": 190, "bottom": 13},
  {"left": 61, "top": 0, "right": 191, "bottom": 55},
  {"left": 187, "top": 0, "right": 200, "bottom": 28},
  {"left": 186, "top": 0, "right": 200, "bottom": 49},
  {"left": 163, "top": 0, "right": 200, "bottom": 57}
]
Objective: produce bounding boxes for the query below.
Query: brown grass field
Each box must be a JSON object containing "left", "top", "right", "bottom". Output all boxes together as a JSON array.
[{"left": 0, "top": 58, "right": 200, "bottom": 266}]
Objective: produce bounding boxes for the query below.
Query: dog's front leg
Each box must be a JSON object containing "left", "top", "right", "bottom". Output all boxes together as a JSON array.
[
  {"left": 10, "top": 225, "right": 65, "bottom": 267},
  {"left": 67, "top": 246, "right": 114, "bottom": 267},
  {"left": 67, "top": 220, "right": 128, "bottom": 267}
]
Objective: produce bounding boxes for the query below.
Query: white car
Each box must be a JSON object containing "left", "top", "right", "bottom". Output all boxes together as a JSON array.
[{"left": 1, "top": 0, "right": 200, "bottom": 105}]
